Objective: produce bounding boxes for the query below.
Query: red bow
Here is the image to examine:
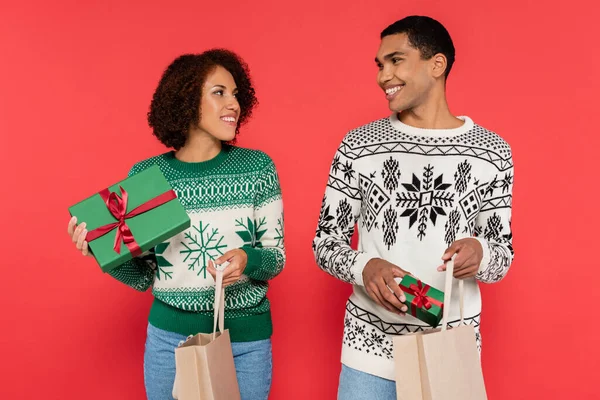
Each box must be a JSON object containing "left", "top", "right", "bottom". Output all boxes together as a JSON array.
[
  {"left": 400, "top": 280, "right": 443, "bottom": 317},
  {"left": 408, "top": 281, "right": 432, "bottom": 309},
  {"left": 85, "top": 186, "right": 176, "bottom": 257}
]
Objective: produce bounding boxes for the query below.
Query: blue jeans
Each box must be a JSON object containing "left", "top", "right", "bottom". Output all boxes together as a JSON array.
[
  {"left": 144, "top": 323, "right": 272, "bottom": 400},
  {"left": 338, "top": 364, "right": 396, "bottom": 400}
]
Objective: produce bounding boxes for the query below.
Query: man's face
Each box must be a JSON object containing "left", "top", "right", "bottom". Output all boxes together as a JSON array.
[{"left": 376, "top": 33, "right": 437, "bottom": 112}]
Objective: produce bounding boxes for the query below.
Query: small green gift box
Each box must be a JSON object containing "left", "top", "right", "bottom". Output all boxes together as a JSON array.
[
  {"left": 399, "top": 275, "right": 445, "bottom": 327},
  {"left": 68, "top": 165, "right": 190, "bottom": 273}
]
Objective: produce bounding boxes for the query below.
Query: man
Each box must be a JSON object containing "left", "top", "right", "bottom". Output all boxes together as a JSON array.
[{"left": 313, "top": 15, "right": 514, "bottom": 399}]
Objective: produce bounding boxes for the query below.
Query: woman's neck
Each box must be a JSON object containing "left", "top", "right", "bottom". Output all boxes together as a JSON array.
[{"left": 175, "top": 129, "right": 222, "bottom": 162}]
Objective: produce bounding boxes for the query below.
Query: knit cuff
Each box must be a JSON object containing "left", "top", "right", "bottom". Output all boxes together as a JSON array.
[
  {"left": 474, "top": 237, "right": 491, "bottom": 273},
  {"left": 241, "top": 246, "right": 263, "bottom": 278},
  {"left": 350, "top": 252, "right": 378, "bottom": 286}
]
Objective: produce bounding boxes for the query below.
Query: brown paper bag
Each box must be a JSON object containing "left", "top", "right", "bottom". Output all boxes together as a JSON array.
[
  {"left": 394, "top": 259, "right": 487, "bottom": 400},
  {"left": 172, "top": 269, "right": 241, "bottom": 400}
]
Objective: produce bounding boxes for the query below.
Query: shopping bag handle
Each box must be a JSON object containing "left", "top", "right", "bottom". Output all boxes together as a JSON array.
[
  {"left": 441, "top": 257, "right": 465, "bottom": 331},
  {"left": 212, "top": 269, "right": 225, "bottom": 339}
]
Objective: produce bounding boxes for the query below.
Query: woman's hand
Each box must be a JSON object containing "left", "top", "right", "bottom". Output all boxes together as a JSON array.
[
  {"left": 67, "top": 216, "right": 92, "bottom": 257},
  {"left": 207, "top": 249, "right": 248, "bottom": 286}
]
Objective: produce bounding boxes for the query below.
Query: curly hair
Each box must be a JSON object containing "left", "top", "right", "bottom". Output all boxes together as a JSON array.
[{"left": 147, "top": 49, "right": 258, "bottom": 150}]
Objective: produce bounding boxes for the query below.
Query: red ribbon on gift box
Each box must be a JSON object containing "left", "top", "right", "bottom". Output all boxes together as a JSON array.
[
  {"left": 85, "top": 186, "right": 176, "bottom": 257},
  {"left": 399, "top": 280, "right": 444, "bottom": 317}
]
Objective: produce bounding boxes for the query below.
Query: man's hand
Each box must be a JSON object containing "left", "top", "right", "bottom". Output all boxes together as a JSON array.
[
  {"left": 438, "top": 238, "right": 484, "bottom": 279},
  {"left": 362, "top": 258, "right": 411, "bottom": 315},
  {"left": 207, "top": 249, "right": 248, "bottom": 287}
]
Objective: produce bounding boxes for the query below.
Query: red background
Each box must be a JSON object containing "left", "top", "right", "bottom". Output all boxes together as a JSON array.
[{"left": 1, "top": 0, "right": 598, "bottom": 398}]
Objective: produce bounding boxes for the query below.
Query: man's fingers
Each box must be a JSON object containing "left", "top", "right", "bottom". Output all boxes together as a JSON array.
[
  {"left": 370, "top": 281, "right": 402, "bottom": 314},
  {"left": 454, "top": 251, "right": 476, "bottom": 272},
  {"left": 378, "top": 278, "right": 407, "bottom": 313},
  {"left": 453, "top": 252, "right": 467, "bottom": 270},
  {"left": 366, "top": 285, "right": 391, "bottom": 312},
  {"left": 455, "top": 265, "right": 478, "bottom": 279},
  {"left": 439, "top": 241, "right": 466, "bottom": 271},
  {"left": 391, "top": 267, "right": 413, "bottom": 280},
  {"left": 442, "top": 242, "right": 461, "bottom": 261},
  {"left": 384, "top": 275, "right": 406, "bottom": 303}
]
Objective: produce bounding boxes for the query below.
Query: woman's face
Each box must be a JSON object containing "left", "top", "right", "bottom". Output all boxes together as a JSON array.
[{"left": 197, "top": 65, "right": 240, "bottom": 141}]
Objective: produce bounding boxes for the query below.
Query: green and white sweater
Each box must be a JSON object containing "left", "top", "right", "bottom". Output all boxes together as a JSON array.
[{"left": 109, "top": 145, "right": 285, "bottom": 342}]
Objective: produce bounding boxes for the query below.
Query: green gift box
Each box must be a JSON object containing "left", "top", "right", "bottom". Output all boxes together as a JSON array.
[
  {"left": 399, "top": 275, "right": 445, "bottom": 328},
  {"left": 68, "top": 164, "right": 190, "bottom": 273}
]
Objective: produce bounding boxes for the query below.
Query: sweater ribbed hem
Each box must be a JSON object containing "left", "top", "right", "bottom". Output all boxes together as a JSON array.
[
  {"left": 342, "top": 347, "right": 396, "bottom": 381},
  {"left": 148, "top": 298, "right": 273, "bottom": 342}
]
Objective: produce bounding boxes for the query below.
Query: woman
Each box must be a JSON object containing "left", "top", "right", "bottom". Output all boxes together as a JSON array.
[{"left": 67, "top": 49, "right": 285, "bottom": 400}]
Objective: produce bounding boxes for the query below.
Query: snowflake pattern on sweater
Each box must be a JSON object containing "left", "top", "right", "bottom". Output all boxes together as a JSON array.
[
  {"left": 109, "top": 146, "right": 285, "bottom": 320},
  {"left": 313, "top": 114, "right": 514, "bottom": 380}
]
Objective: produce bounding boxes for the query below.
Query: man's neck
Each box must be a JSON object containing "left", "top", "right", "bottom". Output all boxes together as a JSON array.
[{"left": 399, "top": 94, "right": 463, "bottom": 130}]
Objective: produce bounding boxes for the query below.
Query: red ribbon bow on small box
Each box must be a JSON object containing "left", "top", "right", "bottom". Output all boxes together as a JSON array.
[
  {"left": 399, "top": 280, "right": 444, "bottom": 317},
  {"left": 85, "top": 186, "right": 176, "bottom": 257}
]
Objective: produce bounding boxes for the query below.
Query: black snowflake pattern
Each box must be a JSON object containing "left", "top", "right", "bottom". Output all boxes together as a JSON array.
[
  {"left": 315, "top": 195, "right": 335, "bottom": 238},
  {"left": 485, "top": 172, "right": 514, "bottom": 197},
  {"left": 454, "top": 160, "right": 473, "bottom": 195},
  {"left": 345, "top": 316, "right": 352, "bottom": 328},
  {"left": 358, "top": 173, "right": 390, "bottom": 232},
  {"left": 314, "top": 238, "right": 357, "bottom": 283},
  {"left": 317, "top": 254, "right": 328, "bottom": 268},
  {"left": 484, "top": 213, "right": 503, "bottom": 241},
  {"left": 336, "top": 198, "right": 352, "bottom": 232},
  {"left": 341, "top": 308, "right": 395, "bottom": 359},
  {"left": 354, "top": 323, "right": 366, "bottom": 336},
  {"left": 444, "top": 209, "right": 461, "bottom": 246},
  {"left": 331, "top": 154, "right": 342, "bottom": 174},
  {"left": 369, "top": 331, "right": 385, "bottom": 346},
  {"left": 332, "top": 155, "right": 356, "bottom": 184},
  {"left": 381, "top": 157, "right": 401, "bottom": 194},
  {"left": 323, "top": 239, "right": 342, "bottom": 253},
  {"left": 342, "top": 323, "right": 391, "bottom": 359},
  {"left": 343, "top": 302, "right": 483, "bottom": 360},
  {"left": 382, "top": 206, "right": 399, "bottom": 249},
  {"left": 331, "top": 249, "right": 358, "bottom": 282},
  {"left": 505, "top": 219, "right": 513, "bottom": 247},
  {"left": 396, "top": 164, "right": 455, "bottom": 240},
  {"left": 476, "top": 215, "right": 513, "bottom": 282},
  {"left": 476, "top": 242, "right": 512, "bottom": 283}
]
